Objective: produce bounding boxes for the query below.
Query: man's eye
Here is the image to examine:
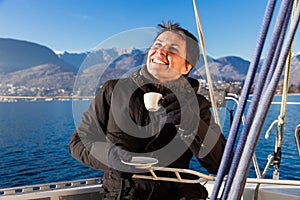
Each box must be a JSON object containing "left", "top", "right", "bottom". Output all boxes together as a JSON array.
[
  {"left": 153, "top": 43, "right": 162, "bottom": 48},
  {"left": 168, "top": 47, "right": 179, "bottom": 54}
]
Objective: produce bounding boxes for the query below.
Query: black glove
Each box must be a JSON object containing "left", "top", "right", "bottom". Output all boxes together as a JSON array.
[
  {"left": 160, "top": 93, "right": 199, "bottom": 133},
  {"left": 108, "top": 145, "right": 133, "bottom": 179}
]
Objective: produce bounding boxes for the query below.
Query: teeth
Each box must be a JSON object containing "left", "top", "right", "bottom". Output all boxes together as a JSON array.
[{"left": 153, "top": 58, "right": 167, "bottom": 65}]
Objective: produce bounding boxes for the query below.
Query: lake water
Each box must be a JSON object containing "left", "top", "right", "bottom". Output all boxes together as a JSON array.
[{"left": 0, "top": 95, "right": 300, "bottom": 189}]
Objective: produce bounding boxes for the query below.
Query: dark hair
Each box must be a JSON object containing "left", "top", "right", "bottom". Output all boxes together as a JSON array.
[{"left": 155, "top": 21, "right": 200, "bottom": 68}]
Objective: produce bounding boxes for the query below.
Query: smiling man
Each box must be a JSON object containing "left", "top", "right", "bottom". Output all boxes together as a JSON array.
[
  {"left": 69, "top": 21, "right": 227, "bottom": 200},
  {"left": 147, "top": 32, "right": 191, "bottom": 82}
]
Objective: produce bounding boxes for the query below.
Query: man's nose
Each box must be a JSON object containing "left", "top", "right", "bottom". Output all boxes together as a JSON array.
[{"left": 156, "top": 48, "right": 167, "bottom": 56}]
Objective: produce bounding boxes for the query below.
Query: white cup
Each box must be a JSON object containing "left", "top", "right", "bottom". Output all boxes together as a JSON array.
[{"left": 143, "top": 92, "right": 163, "bottom": 112}]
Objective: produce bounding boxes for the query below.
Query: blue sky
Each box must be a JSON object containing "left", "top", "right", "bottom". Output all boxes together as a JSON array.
[{"left": 0, "top": 0, "right": 299, "bottom": 60}]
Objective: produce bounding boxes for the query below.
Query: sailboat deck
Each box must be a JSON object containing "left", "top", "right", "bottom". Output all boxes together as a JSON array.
[{"left": 1, "top": 177, "right": 300, "bottom": 200}]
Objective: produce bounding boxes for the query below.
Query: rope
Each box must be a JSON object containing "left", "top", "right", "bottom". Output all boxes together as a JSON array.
[
  {"left": 210, "top": 0, "right": 277, "bottom": 199},
  {"left": 262, "top": 6, "right": 291, "bottom": 94},
  {"left": 252, "top": 0, "right": 297, "bottom": 184},
  {"left": 228, "top": 1, "right": 300, "bottom": 199},
  {"left": 192, "top": 0, "right": 221, "bottom": 126},
  {"left": 273, "top": 0, "right": 298, "bottom": 178},
  {"left": 220, "top": 1, "right": 293, "bottom": 198},
  {"left": 261, "top": 0, "right": 297, "bottom": 182}
]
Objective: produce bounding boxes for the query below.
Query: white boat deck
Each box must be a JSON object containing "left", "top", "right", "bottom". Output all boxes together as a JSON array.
[
  {"left": 205, "top": 181, "right": 300, "bottom": 200},
  {"left": 1, "top": 176, "right": 300, "bottom": 200}
]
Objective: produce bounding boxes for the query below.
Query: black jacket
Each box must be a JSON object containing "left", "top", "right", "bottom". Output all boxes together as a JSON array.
[{"left": 69, "top": 66, "right": 227, "bottom": 175}]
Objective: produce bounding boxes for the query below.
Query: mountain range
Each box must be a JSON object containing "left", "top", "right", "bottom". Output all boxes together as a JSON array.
[{"left": 0, "top": 38, "right": 300, "bottom": 97}]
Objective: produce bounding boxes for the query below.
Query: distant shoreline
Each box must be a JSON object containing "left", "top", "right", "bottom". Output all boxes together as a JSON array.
[{"left": 1, "top": 93, "right": 299, "bottom": 103}]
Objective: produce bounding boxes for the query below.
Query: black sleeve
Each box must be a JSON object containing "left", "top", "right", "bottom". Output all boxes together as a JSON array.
[
  {"left": 189, "top": 95, "right": 227, "bottom": 174},
  {"left": 69, "top": 80, "right": 115, "bottom": 170}
]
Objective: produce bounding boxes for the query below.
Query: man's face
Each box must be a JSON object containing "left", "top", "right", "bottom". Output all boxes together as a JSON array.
[{"left": 146, "top": 31, "right": 192, "bottom": 82}]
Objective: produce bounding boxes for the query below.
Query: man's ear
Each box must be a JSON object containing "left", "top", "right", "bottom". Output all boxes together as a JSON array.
[{"left": 181, "top": 63, "right": 193, "bottom": 75}]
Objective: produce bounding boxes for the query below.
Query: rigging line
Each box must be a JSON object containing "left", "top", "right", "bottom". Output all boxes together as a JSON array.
[
  {"left": 225, "top": 0, "right": 291, "bottom": 197},
  {"left": 210, "top": 0, "right": 277, "bottom": 199},
  {"left": 273, "top": 0, "right": 298, "bottom": 180},
  {"left": 223, "top": 1, "right": 294, "bottom": 200},
  {"left": 192, "top": 0, "right": 220, "bottom": 127},
  {"left": 265, "top": 119, "right": 279, "bottom": 139},
  {"left": 228, "top": 1, "right": 300, "bottom": 199},
  {"left": 240, "top": 0, "right": 293, "bottom": 184},
  {"left": 280, "top": 53, "right": 292, "bottom": 121},
  {"left": 221, "top": 0, "right": 294, "bottom": 199},
  {"left": 262, "top": 3, "right": 292, "bottom": 93},
  {"left": 279, "top": 0, "right": 298, "bottom": 139}
]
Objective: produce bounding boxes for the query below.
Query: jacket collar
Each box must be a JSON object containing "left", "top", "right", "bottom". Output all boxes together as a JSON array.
[{"left": 130, "top": 65, "right": 199, "bottom": 96}]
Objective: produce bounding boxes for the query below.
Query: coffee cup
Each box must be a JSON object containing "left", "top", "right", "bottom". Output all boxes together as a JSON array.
[{"left": 143, "top": 92, "right": 163, "bottom": 112}]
